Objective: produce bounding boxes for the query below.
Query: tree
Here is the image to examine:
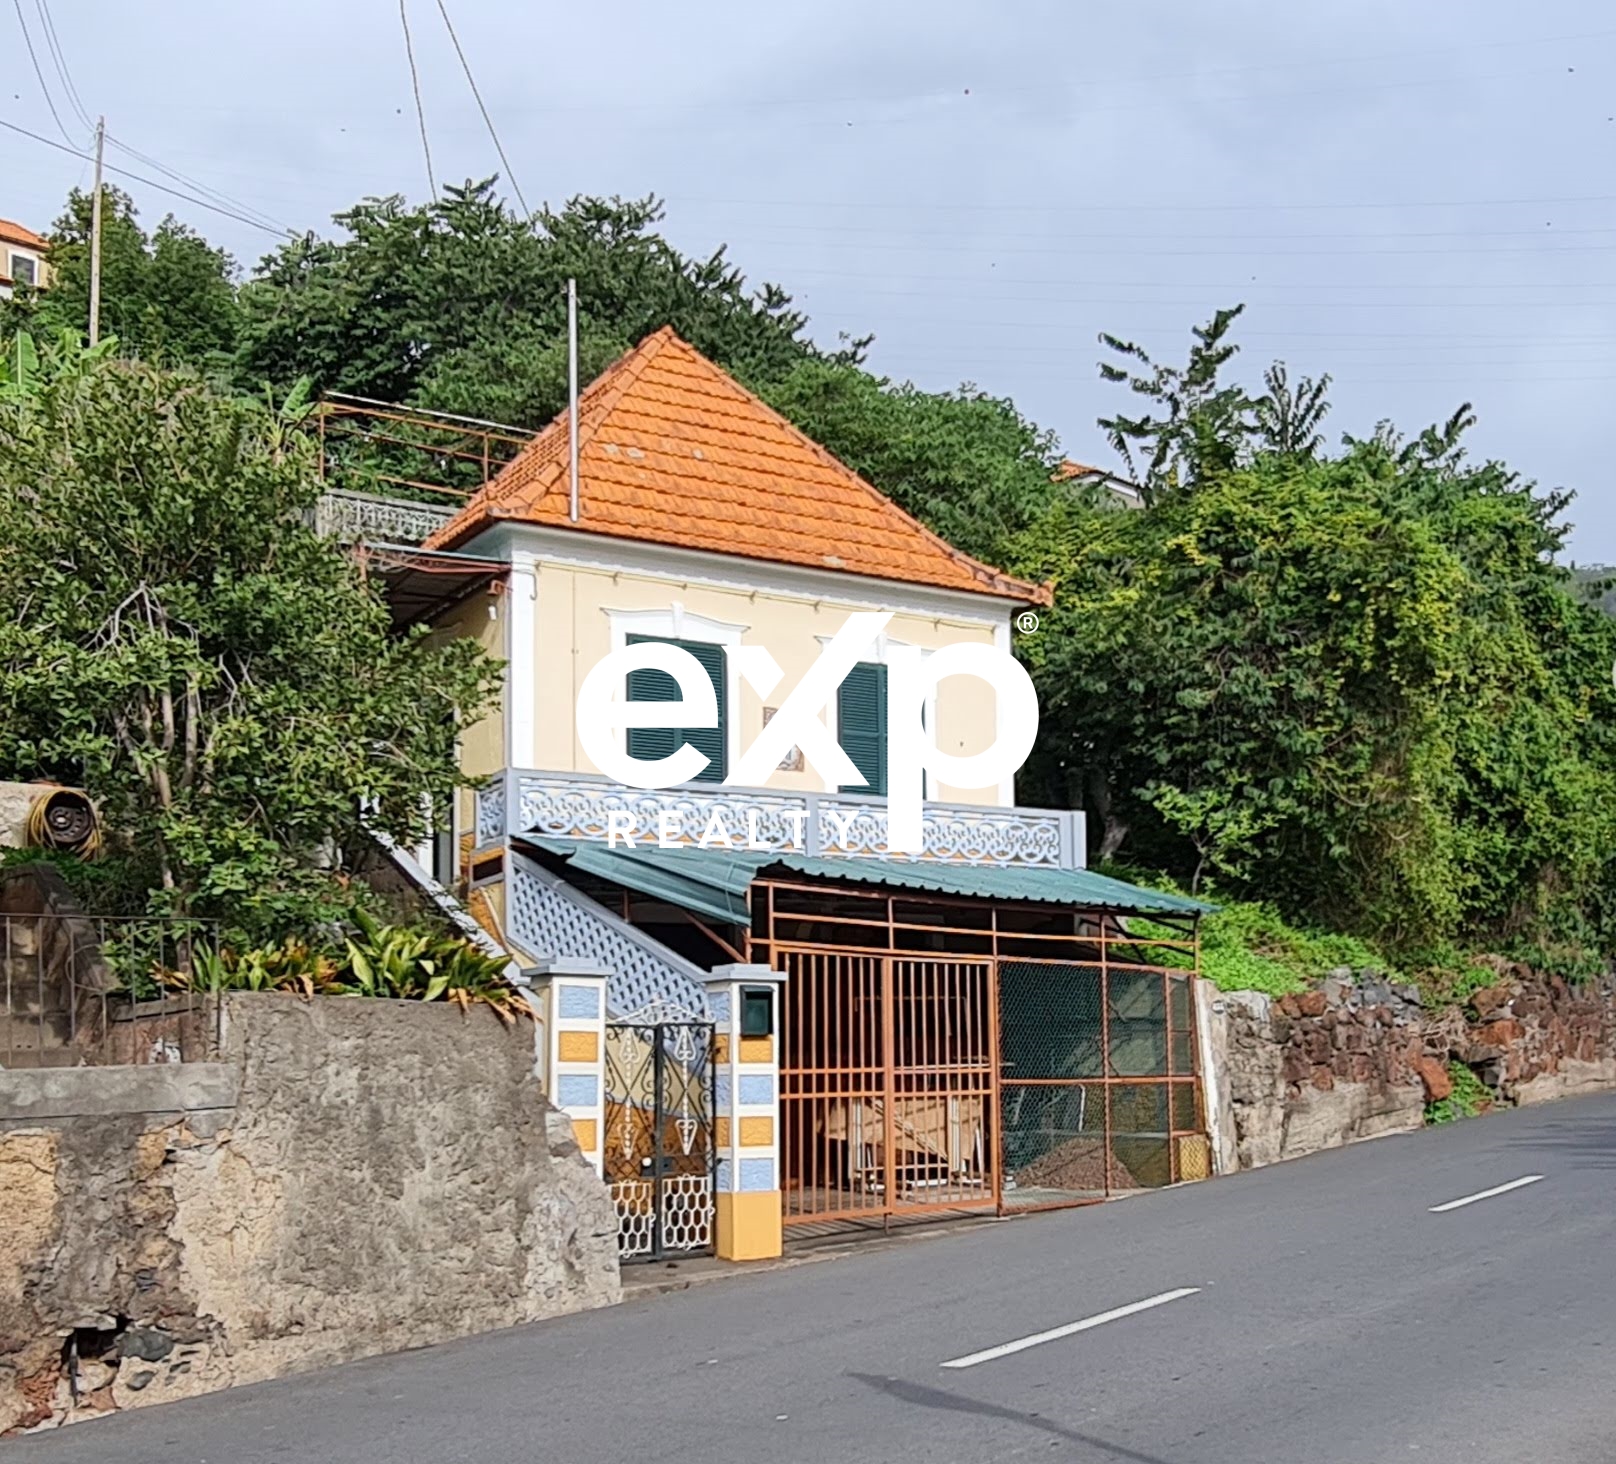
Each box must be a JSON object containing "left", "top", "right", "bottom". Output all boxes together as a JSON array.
[
  {"left": 1255, "top": 362, "right": 1332, "bottom": 459},
  {"left": 236, "top": 182, "right": 867, "bottom": 424},
  {"left": 1098, "top": 305, "right": 1334, "bottom": 502},
  {"left": 1015, "top": 379, "right": 1616, "bottom": 956},
  {"left": 760, "top": 360, "right": 1076, "bottom": 565},
  {"left": 0, "top": 336, "right": 499, "bottom": 939},
  {"left": 1, "top": 187, "right": 242, "bottom": 368}
]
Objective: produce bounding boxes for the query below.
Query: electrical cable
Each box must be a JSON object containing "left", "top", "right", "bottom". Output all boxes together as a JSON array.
[
  {"left": 10, "top": 0, "right": 77, "bottom": 145},
  {"left": 399, "top": 0, "right": 438, "bottom": 202},
  {"left": 0, "top": 117, "right": 299, "bottom": 238},
  {"left": 104, "top": 133, "right": 296, "bottom": 237},
  {"left": 33, "top": 0, "right": 92, "bottom": 132},
  {"left": 433, "top": 0, "right": 529, "bottom": 215}
]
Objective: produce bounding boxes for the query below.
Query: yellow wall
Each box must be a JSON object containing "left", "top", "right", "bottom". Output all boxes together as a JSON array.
[
  {"left": 530, "top": 559, "right": 1009, "bottom": 806},
  {"left": 429, "top": 588, "right": 507, "bottom": 846}
]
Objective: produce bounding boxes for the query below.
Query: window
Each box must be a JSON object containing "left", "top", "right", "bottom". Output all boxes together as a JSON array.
[
  {"left": 625, "top": 635, "right": 727, "bottom": 783},
  {"left": 9, "top": 254, "right": 36, "bottom": 288},
  {"left": 837, "top": 660, "right": 887, "bottom": 795}
]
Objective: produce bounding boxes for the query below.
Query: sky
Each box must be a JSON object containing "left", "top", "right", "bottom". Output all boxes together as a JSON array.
[{"left": 6, "top": 1, "right": 1616, "bottom": 558}]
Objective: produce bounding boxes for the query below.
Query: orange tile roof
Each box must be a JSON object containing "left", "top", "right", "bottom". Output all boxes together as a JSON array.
[
  {"left": 0, "top": 219, "right": 46, "bottom": 249},
  {"left": 426, "top": 328, "right": 1049, "bottom": 605}
]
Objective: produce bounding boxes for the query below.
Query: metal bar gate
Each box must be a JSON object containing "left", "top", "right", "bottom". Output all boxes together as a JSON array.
[
  {"left": 779, "top": 951, "right": 998, "bottom": 1229},
  {"left": 604, "top": 1019, "right": 717, "bottom": 1261}
]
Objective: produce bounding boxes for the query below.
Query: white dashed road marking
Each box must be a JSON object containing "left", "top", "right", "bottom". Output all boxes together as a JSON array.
[
  {"left": 939, "top": 1288, "right": 1202, "bottom": 1370},
  {"left": 1429, "top": 1175, "right": 1545, "bottom": 1213}
]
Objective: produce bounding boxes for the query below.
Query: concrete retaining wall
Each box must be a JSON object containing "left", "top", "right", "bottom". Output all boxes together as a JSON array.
[{"left": 0, "top": 992, "right": 620, "bottom": 1434}]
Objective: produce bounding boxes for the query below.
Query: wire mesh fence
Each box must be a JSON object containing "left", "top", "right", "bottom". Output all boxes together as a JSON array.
[
  {"left": 999, "top": 960, "right": 1207, "bottom": 1207},
  {"left": 0, "top": 912, "right": 221, "bottom": 1069}
]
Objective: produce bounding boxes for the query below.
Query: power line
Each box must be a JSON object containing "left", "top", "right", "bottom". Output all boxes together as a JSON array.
[
  {"left": 0, "top": 117, "right": 298, "bottom": 239},
  {"left": 104, "top": 133, "right": 296, "bottom": 238},
  {"left": 432, "top": 0, "right": 529, "bottom": 216},
  {"left": 668, "top": 190, "right": 1616, "bottom": 217},
  {"left": 398, "top": 0, "right": 437, "bottom": 202},
  {"left": 10, "top": 0, "right": 76, "bottom": 146},
  {"left": 33, "top": 0, "right": 91, "bottom": 132}
]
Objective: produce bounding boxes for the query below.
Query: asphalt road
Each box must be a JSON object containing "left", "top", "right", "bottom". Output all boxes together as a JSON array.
[{"left": 11, "top": 1091, "right": 1616, "bottom": 1464}]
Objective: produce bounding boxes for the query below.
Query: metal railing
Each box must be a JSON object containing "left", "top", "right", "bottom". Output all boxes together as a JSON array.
[{"left": 0, "top": 913, "right": 221, "bottom": 1070}]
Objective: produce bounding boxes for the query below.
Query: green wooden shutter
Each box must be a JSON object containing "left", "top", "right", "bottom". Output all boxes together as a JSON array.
[
  {"left": 838, "top": 661, "right": 887, "bottom": 795},
  {"left": 625, "top": 635, "right": 727, "bottom": 783}
]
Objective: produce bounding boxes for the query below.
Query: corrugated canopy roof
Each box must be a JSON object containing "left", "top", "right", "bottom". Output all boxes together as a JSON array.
[{"left": 527, "top": 837, "right": 1211, "bottom": 928}]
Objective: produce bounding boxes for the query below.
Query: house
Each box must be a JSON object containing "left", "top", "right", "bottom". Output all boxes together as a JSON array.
[
  {"left": 1056, "top": 457, "right": 1144, "bottom": 509},
  {"left": 0, "top": 219, "right": 49, "bottom": 298},
  {"left": 392, "top": 328, "right": 1211, "bottom": 1262}
]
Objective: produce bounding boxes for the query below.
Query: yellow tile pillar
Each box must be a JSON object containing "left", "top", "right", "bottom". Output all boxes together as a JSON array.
[
  {"left": 706, "top": 963, "right": 785, "bottom": 1261},
  {"left": 525, "top": 957, "right": 607, "bottom": 1177}
]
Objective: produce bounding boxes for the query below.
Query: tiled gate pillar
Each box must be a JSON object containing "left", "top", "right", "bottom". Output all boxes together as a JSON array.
[
  {"left": 526, "top": 957, "right": 607, "bottom": 1177},
  {"left": 706, "top": 963, "right": 785, "bottom": 1261}
]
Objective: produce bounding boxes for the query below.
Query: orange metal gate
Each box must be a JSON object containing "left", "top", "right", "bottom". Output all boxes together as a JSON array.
[{"left": 779, "top": 949, "right": 998, "bottom": 1228}]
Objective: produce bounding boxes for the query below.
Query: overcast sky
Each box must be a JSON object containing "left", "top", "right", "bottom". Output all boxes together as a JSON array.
[{"left": 6, "top": 2, "right": 1615, "bottom": 558}]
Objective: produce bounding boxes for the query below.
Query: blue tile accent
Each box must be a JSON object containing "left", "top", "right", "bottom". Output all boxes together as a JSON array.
[
  {"left": 716, "top": 1159, "right": 733, "bottom": 1192},
  {"left": 715, "top": 1071, "right": 732, "bottom": 1112},
  {"left": 556, "top": 1074, "right": 598, "bottom": 1109},
  {"left": 708, "top": 989, "right": 732, "bottom": 1027},
  {"left": 557, "top": 984, "right": 601, "bottom": 1020},
  {"left": 739, "top": 1158, "right": 775, "bottom": 1192},
  {"left": 738, "top": 1074, "right": 774, "bottom": 1106}
]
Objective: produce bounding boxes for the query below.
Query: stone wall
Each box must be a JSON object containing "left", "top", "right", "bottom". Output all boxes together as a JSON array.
[
  {"left": 0, "top": 992, "right": 620, "bottom": 1434},
  {"left": 1207, "top": 966, "right": 1616, "bottom": 1172}
]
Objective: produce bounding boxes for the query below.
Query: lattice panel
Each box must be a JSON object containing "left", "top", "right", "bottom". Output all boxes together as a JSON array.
[
  {"left": 611, "top": 1176, "right": 714, "bottom": 1260},
  {"left": 506, "top": 854, "right": 709, "bottom": 1018}
]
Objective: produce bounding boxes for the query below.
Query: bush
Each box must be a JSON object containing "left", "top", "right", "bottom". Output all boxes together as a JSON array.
[
  {"left": 183, "top": 911, "right": 526, "bottom": 1023},
  {"left": 1113, "top": 872, "right": 1397, "bottom": 998},
  {"left": 1425, "top": 1062, "right": 1491, "bottom": 1124}
]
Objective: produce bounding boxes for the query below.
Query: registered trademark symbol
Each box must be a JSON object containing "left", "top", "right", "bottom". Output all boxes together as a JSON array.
[{"left": 1016, "top": 611, "right": 1040, "bottom": 634}]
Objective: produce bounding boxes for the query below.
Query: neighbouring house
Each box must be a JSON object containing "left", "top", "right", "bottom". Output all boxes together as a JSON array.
[
  {"left": 373, "top": 328, "right": 1211, "bottom": 1263},
  {"left": 1056, "top": 457, "right": 1144, "bottom": 509},
  {"left": 0, "top": 219, "right": 48, "bottom": 299}
]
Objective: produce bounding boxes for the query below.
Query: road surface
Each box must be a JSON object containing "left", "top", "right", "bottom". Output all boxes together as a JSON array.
[{"left": 11, "top": 1091, "right": 1616, "bottom": 1463}]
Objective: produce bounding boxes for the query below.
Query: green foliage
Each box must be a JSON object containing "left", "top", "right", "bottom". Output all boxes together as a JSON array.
[
  {"left": 759, "top": 360, "right": 1075, "bottom": 564},
  {"left": 0, "top": 342, "right": 500, "bottom": 940},
  {"left": 1097, "top": 305, "right": 1333, "bottom": 505},
  {"left": 1122, "top": 881, "right": 1395, "bottom": 997},
  {"left": 236, "top": 183, "right": 864, "bottom": 426},
  {"left": 1017, "top": 318, "right": 1616, "bottom": 959},
  {"left": 0, "top": 188, "right": 241, "bottom": 370},
  {"left": 187, "top": 914, "right": 524, "bottom": 1021},
  {"left": 1425, "top": 1062, "right": 1491, "bottom": 1124}
]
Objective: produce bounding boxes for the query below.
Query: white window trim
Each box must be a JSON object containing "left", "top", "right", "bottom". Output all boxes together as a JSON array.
[
  {"left": 506, "top": 551, "right": 538, "bottom": 769},
  {"left": 603, "top": 603, "right": 746, "bottom": 780}
]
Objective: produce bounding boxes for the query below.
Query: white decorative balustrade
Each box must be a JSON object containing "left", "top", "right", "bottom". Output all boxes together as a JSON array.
[
  {"left": 477, "top": 770, "right": 1084, "bottom": 870},
  {"left": 313, "top": 489, "right": 456, "bottom": 545}
]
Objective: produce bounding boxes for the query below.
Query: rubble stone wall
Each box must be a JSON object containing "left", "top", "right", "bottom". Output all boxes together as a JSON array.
[{"left": 1208, "top": 966, "right": 1616, "bottom": 1171}]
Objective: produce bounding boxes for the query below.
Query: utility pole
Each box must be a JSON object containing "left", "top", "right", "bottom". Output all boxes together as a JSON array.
[{"left": 88, "top": 116, "right": 104, "bottom": 346}]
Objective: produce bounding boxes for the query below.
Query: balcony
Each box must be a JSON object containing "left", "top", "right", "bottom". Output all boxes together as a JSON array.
[{"left": 477, "top": 769, "right": 1085, "bottom": 871}]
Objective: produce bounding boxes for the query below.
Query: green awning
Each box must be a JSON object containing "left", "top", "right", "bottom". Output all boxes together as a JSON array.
[{"left": 526, "top": 837, "right": 1210, "bottom": 927}]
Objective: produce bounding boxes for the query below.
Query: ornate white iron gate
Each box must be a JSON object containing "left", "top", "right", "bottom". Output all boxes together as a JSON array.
[{"left": 604, "top": 1017, "right": 717, "bottom": 1262}]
